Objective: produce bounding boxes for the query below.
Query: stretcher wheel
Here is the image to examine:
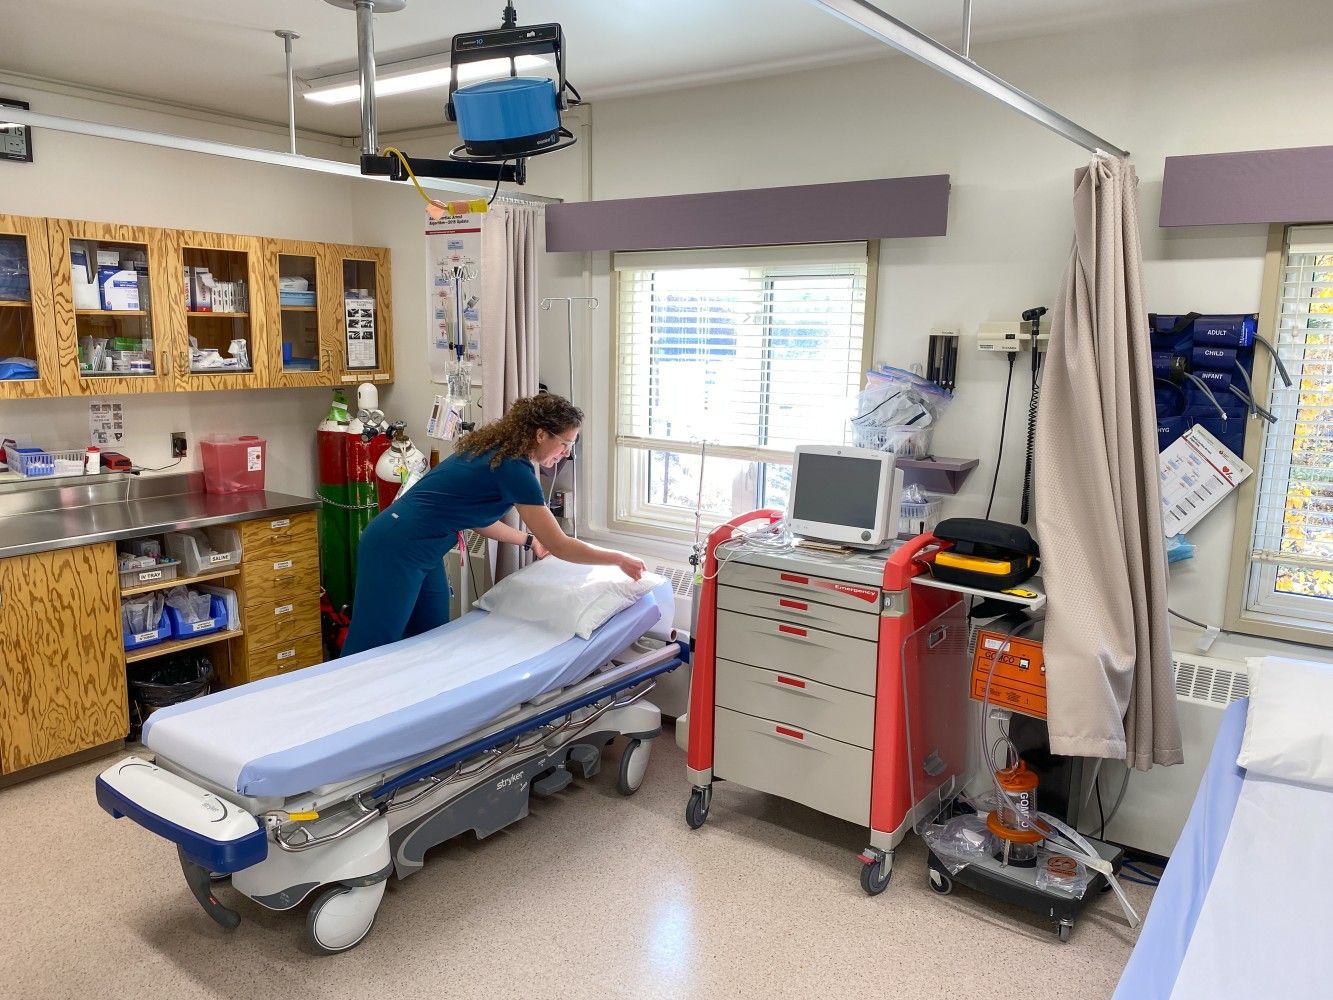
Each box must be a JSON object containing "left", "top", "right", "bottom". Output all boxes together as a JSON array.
[
  {"left": 617, "top": 738, "right": 651, "bottom": 795},
  {"left": 685, "top": 787, "right": 710, "bottom": 829},
  {"left": 305, "top": 884, "right": 380, "bottom": 955},
  {"left": 1057, "top": 922, "right": 1072, "bottom": 943},
  {"left": 860, "top": 856, "right": 893, "bottom": 896},
  {"left": 929, "top": 871, "right": 953, "bottom": 896}
]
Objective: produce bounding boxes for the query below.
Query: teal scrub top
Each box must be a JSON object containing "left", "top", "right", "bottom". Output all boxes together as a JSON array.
[{"left": 385, "top": 447, "right": 545, "bottom": 551}]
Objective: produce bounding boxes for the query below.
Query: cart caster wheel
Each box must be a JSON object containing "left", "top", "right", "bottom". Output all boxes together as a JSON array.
[
  {"left": 305, "top": 883, "right": 383, "bottom": 956},
  {"left": 860, "top": 855, "right": 893, "bottom": 896},
  {"left": 928, "top": 870, "right": 953, "bottom": 895},
  {"left": 685, "top": 787, "right": 710, "bottom": 829},
  {"left": 617, "top": 738, "right": 651, "bottom": 795},
  {"left": 208, "top": 871, "right": 230, "bottom": 883},
  {"left": 1057, "top": 922, "right": 1072, "bottom": 943}
]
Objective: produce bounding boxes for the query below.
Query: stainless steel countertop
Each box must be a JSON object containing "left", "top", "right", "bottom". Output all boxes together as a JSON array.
[{"left": 0, "top": 472, "right": 321, "bottom": 560}]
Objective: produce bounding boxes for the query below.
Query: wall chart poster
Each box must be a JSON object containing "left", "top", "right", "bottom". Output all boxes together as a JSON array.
[
  {"left": 425, "top": 210, "right": 483, "bottom": 385},
  {"left": 344, "top": 297, "right": 378, "bottom": 370}
]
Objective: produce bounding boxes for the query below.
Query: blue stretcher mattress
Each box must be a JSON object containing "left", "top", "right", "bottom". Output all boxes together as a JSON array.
[
  {"left": 143, "top": 582, "right": 672, "bottom": 798},
  {"left": 1112, "top": 699, "right": 1248, "bottom": 1000}
]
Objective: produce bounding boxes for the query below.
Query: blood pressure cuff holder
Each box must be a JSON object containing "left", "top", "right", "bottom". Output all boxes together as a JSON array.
[{"left": 930, "top": 518, "right": 1040, "bottom": 591}]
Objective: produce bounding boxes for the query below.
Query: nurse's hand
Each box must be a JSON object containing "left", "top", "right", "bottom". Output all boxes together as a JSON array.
[{"left": 615, "top": 552, "right": 646, "bottom": 581}]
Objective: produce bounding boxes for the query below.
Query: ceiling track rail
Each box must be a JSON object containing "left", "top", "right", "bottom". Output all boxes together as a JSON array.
[
  {"left": 0, "top": 106, "right": 559, "bottom": 205},
  {"left": 808, "top": 0, "right": 1128, "bottom": 158}
]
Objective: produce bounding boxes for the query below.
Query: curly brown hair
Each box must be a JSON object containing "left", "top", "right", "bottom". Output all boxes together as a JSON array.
[{"left": 457, "top": 393, "right": 584, "bottom": 468}]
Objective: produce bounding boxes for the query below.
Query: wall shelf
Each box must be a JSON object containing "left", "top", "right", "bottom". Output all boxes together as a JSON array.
[
  {"left": 187, "top": 311, "right": 249, "bottom": 319},
  {"left": 76, "top": 309, "right": 147, "bottom": 317},
  {"left": 125, "top": 627, "right": 243, "bottom": 664},
  {"left": 0, "top": 300, "right": 31, "bottom": 308},
  {"left": 896, "top": 456, "right": 979, "bottom": 495},
  {"left": 121, "top": 566, "right": 239, "bottom": 597}
]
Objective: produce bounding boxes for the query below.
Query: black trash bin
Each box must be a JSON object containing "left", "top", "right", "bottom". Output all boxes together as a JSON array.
[{"left": 128, "top": 653, "right": 215, "bottom": 739}]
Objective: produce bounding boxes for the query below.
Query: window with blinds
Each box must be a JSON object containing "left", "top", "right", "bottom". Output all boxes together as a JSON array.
[
  {"left": 1243, "top": 226, "right": 1333, "bottom": 630},
  {"left": 612, "top": 244, "right": 873, "bottom": 531}
]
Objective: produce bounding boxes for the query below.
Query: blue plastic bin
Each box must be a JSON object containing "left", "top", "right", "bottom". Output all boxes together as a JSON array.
[
  {"left": 165, "top": 595, "right": 227, "bottom": 640},
  {"left": 124, "top": 610, "right": 171, "bottom": 651}
]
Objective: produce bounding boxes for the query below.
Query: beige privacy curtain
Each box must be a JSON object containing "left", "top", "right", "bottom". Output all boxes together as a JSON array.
[
  {"left": 481, "top": 202, "right": 544, "bottom": 582},
  {"left": 1034, "top": 157, "right": 1182, "bottom": 770}
]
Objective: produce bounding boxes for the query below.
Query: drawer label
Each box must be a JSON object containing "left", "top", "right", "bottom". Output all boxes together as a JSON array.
[
  {"left": 778, "top": 624, "right": 807, "bottom": 637},
  {"left": 273, "top": 559, "right": 294, "bottom": 571},
  {"left": 779, "top": 573, "right": 879, "bottom": 605},
  {"left": 133, "top": 629, "right": 160, "bottom": 643},
  {"left": 274, "top": 603, "right": 294, "bottom": 616},
  {"left": 191, "top": 619, "right": 216, "bottom": 633},
  {"left": 270, "top": 518, "right": 290, "bottom": 529},
  {"left": 777, "top": 676, "right": 807, "bottom": 689},
  {"left": 137, "top": 569, "right": 164, "bottom": 582},
  {"left": 778, "top": 598, "right": 808, "bottom": 611},
  {"left": 775, "top": 726, "right": 805, "bottom": 740},
  {"left": 209, "top": 553, "right": 231, "bottom": 564},
  {"left": 277, "top": 647, "right": 296, "bottom": 661}
]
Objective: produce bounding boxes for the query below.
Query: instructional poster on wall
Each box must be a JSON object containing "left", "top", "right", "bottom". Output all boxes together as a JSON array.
[
  {"left": 88, "top": 401, "right": 124, "bottom": 446},
  {"left": 344, "top": 297, "right": 378, "bottom": 370},
  {"left": 425, "top": 210, "right": 483, "bottom": 385}
]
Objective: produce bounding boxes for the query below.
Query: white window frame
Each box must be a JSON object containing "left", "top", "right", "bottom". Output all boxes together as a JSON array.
[
  {"left": 1227, "top": 225, "right": 1333, "bottom": 647},
  {"left": 609, "top": 243, "right": 878, "bottom": 542}
]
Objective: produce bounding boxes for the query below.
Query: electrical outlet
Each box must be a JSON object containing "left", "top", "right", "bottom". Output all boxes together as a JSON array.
[{"left": 171, "top": 432, "right": 187, "bottom": 458}]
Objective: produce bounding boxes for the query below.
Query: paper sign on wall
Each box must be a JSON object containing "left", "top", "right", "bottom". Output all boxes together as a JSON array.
[
  {"left": 1159, "top": 424, "right": 1253, "bottom": 536},
  {"left": 89, "top": 401, "right": 124, "bottom": 446},
  {"left": 344, "top": 297, "right": 378, "bottom": 370}
]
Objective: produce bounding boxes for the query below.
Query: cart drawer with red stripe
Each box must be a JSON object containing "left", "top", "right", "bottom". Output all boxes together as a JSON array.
[
  {"left": 715, "top": 609, "right": 877, "bottom": 696},
  {"left": 716, "top": 584, "right": 879, "bottom": 641},
  {"left": 714, "top": 706, "right": 871, "bottom": 826},
  {"left": 716, "top": 562, "right": 883, "bottom": 614},
  {"left": 715, "top": 658, "right": 875, "bottom": 749}
]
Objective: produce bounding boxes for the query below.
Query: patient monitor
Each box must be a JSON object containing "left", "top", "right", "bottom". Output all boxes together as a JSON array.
[{"left": 787, "top": 445, "right": 902, "bottom": 549}]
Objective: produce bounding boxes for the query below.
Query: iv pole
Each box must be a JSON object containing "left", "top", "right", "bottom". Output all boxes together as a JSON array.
[{"left": 539, "top": 296, "right": 598, "bottom": 539}]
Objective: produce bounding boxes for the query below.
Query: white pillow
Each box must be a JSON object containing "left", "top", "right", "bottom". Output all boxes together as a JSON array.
[
  {"left": 1237, "top": 655, "right": 1333, "bottom": 790},
  {"left": 474, "top": 558, "right": 663, "bottom": 639}
]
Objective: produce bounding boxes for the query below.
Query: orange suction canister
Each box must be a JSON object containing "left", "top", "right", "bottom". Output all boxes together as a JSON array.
[{"left": 987, "top": 760, "right": 1045, "bottom": 865}]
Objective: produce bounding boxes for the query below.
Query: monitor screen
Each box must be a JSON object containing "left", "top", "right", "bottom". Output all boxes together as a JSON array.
[{"left": 791, "top": 452, "right": 883, "bottom": 529}]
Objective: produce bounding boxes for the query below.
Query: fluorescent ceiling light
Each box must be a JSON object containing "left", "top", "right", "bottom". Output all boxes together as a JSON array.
[{"left": 304, "top": 54, "right": 550, "bottom": 105}]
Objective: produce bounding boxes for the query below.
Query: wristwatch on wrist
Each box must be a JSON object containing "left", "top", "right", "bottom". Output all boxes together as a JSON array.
[{"left": 523, "top": 532, "right": 534, "bottom": 552}]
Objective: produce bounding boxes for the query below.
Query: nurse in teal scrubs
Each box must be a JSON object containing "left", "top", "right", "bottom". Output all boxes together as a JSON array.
[{"left": 341, "top": 394, "right": 645, "bottom": 656}]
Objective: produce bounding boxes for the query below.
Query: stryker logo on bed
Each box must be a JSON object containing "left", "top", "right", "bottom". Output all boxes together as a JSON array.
[{"left": 496, "top": 770, "right": 528, "bottom": 791}]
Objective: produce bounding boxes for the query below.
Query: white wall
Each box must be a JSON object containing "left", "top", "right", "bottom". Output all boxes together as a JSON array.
[
  {"left": 0, "top": 79, "right": 358, "bottom": 495},
  {"left": 557, "top": 0, "right": 1332, "bottom": 661}
]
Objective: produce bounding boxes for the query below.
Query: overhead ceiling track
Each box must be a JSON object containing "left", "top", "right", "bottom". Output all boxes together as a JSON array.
[
  {"left": 808, "top": 0, "right": 1129, "bottom": 158},
  {"left": 1, "top": 106, "right": 558, "bottom": 205}
]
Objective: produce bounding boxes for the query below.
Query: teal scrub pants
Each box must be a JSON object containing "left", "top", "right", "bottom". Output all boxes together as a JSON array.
[{"left": 341, "top": 513, "right": 453, "bottom": 656}]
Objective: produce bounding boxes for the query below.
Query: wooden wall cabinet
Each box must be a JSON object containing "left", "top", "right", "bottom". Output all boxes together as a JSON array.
[
  {"left": 0, "top": 215, "right": 394, "bottom": 400},
  {"left": 259, "top": 239, "right": 338, "bottom": 388},
  {"left": 0, "top": 543, "right": 128, "bottom": 774},
  {"left": 0, "top": 214, "right": 62, "bottom": 399},
  {"left": 331, "top": 244, "right": 394, "bottom": 386},
  {"left": 167, "top": 230, "right": 270, "bottom": 393},
  {"left": 49, "top": 219, "right": 178, "bottom": 396}
]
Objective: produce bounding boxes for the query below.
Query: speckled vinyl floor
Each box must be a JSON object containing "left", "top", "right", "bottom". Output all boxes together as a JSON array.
[{"left": 0, "top": 735, "right": 1151, "bottom": 1000}]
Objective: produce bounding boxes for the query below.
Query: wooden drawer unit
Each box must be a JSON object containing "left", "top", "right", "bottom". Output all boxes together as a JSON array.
[
  {"left": 239, "top": 512, "right": 318, "bottom": 558},
  {"left": 226, "top": 511, "right": 323, "bottom": 687},
  {"left": 238, "top": 632, "right": 324, "bottom": 683},
  {"left": 243, "top": 591, "right": 322, "bottom": 648},
  {"left": 242, "top": 563, "right": 320, "bottom": 609}
]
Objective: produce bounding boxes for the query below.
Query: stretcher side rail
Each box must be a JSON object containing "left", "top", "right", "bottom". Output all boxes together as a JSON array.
[{"left": 371, "top": 639, "right": 688, "bottom": 802}]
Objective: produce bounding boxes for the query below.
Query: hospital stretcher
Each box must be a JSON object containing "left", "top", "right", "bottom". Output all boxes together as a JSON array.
[{"left": 97, "top": 581, "right": 685, "bottom": 954}]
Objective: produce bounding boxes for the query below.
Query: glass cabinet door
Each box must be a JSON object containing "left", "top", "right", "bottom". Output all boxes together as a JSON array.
[
  {"left": 170, "top": 230, "right": 266, "bottom": 391},
  {"left": 334, "top": 245, "right": 393, "bottom": 385},
  {"left": 263, "top": 239, "right": 335, "bottom": 387},
  {"left": 51, "top": 219, "right": 174, "bottom": 396},
  {"left": 0, "top": 214, "right": 59, "bottom": 399}
]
